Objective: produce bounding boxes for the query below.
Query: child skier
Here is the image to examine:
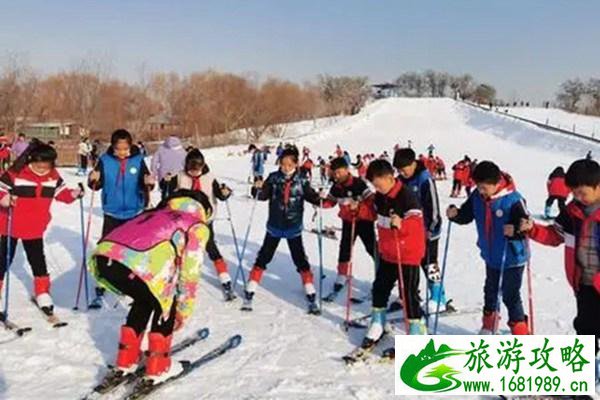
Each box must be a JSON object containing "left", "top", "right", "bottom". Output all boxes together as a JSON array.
[
  {"left": 244, "top": 146, "right": 322, "bottom": 314},
  {"left": 394, "top": 148, "right": 453, "bottom": 313},
  {"left": 320, "top": 157, "right": 377, "bottom": 301},
  {"left": 300, "top": 157, "right": 314, "bottom": 181},
  {"left": 545, "top": 166, "right": 570, "bottom": 219},
  {"left": 0, "top": 138, "right": 11, "bottom": 172},
  {"left": 446, "top": 161, "right": 531, "bottom": 335},
  {"left": 77, "top": 137, "right": 91, "bottom": 176},
  {"left": 88, "top": 129, "right": 154, "bottom": 305},
  {"left": 0, "top": 141, "right": 82, "bottom": 316},
  {"left": 435, "top": 156, "right": 446, "bottom": 180},
  {"left": 520, "top": 158, "right": 599, "bottom": 378},
  {"left": 251, "top": 145, "right": 266, "bottom": 182},
  {"left": 352, "top": 154, "right": 368, "bottom": 178},
  {"left": 88, "top": 190, "right": 211, "bottom": 392},
  {"left": 302, "top": 146, "right": 310, "bottom": 162},
  {"left": 464, "top": 158, "right": 477, "bottom": 196},
  {"left": 89, "top": 129, "right": 154, "bottom": 237},
  {"left": 151, "top": 135, "right": 186, "bottom": 201},
  {"left": 359, "top": 159, "right": 426, "bottom": 349},
  {"left": 451, "top": 156, "right": 469, "bottom": 197},
  {"left": 317, "top": 157, "right": 327, "bottom": 186},
  {"left": 167, "top": 149, "right": 235, "bottom": 301}
]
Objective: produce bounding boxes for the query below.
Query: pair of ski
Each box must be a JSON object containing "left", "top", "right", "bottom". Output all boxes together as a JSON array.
[
  {"left": 322, "top": 285, "right": 370, "bottom": 304},
  {"left": 0, "top": 299, "right": 68, "bottom": 337},
  {"left": 342, "top": 334, "right": 396, "bottom": 366},
  {"left": 82, "top": 327, "right": 242, "bottom": 400}
]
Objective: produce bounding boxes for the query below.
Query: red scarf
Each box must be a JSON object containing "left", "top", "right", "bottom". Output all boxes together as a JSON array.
[{"left": 192, "top": 176, "right": 202, "bottom": 191}]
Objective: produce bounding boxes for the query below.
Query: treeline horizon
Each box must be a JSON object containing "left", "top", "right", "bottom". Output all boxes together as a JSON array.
[{"left": 2, "top": 55, "right": 595, "bottom": 145}]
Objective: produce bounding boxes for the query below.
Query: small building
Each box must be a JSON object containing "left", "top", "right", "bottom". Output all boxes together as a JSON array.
[
  {"left": 371, "top": 83, "right": 400, "bottom": 99},
  {"left": 143, "top": 114, "right": 180, "bottom": 140},
  {"left": 19, "top": 121, "right": 89, "bottom": 166},
  {"left": 21, "top": 121, "right": 88, "bottom": 140}
]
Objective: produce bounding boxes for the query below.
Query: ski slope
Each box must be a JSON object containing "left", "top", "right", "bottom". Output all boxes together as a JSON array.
[
  {"left": 0, "top": 98, "right": 598, "bottom": 400},
  {"left": 502, "top": 106, "right": 600, "bottom": 140}
]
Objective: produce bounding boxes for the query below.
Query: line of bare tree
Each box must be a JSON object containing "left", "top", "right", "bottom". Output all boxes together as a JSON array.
[
  {"left": 555, "top": 78, "right": 600, "bottom": 116},
  {"left": 0, "top": 56, "right": 371, "bottom": 144},
  {"left": 394, "top": 70, "right": 496, "bottom": 104}
]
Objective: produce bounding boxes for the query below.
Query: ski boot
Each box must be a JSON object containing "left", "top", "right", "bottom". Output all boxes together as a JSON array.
[
  {"left": 361, "top": 308, "right": 386, "bottom": 349},
  {"left": 306, "top": 293, "right": 321, "bottom": 315},
  {"left": 323, "top": 270, "right": 346, "bottom": 303},
  {"left": 221, "top": 281, "right": 236, "bottom": 302},
  {"left": 34, "top": 276, "right": 54, "bottom": 315},
  {"left": 240, "top": 267, "right": 263, "bottom": 311},
  {"left": 94, "top": 326, "right": 142, "bottom": 393},
  {"left": 408, "top": 319, "right": 427, "bottom": 335},
  {"left": 214, "top": 259, "right": 236, "bottom": 302},
  {"left": 131, "top": 333, "right": 183, "bottom": 395},
  {"left": 241, "top": 290, "right": 254, "bottom": 312},
  {"left": 508, "top": 317, "right": 530, "bottom": 335},
  {"left": 479, "top": 310, "right": 500, "bottom": 335}
]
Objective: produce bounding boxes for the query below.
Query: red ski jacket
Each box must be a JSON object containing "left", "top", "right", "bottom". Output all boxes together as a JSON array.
[
  {"left": 0, "top": 166, "right": 77, "bottom": 239},
  {"left": 372, "top": 179, "right": 425, "bottom": 265},
  {"left": 322, "top": 175, "right": 376, "bottom": 222},
  {"left": 547, "top": 177, "right": 570, "bottom": 198},
  {"left": 528, "top": 201, "right": 600, "bottom": 294}
]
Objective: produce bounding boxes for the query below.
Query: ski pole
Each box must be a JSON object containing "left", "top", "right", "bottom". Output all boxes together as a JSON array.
[
  {"left": 344, "top": 217, "right": 357, "bottom": 330},
  {"left": 3, "top": 205, "right": 13, "bottom": 319},
  {"left": 74, "top": 183, "right": 95, "bottom": 310},
  {"left": 392, "top": 213, "right": 410, "bottom": 334},
  {"left": 317, "top": 198, "right": 325, "bottom": 310},
  {"left": 225, "top": 198, "right": 243, "bottom": 276},
  {"left": 492, "top": 241, "right": 509, "bottom": 335},
  {"left": 424, "top": 266, "right": 430, "bottom": 331},
  {"left": 525, "top": 240, "right": 534, "bottom": 334},
  {"left": 433, "top": 221, "right": 452, "bottom": 334},
  {"left": 232, "top": 192, "right": 259, "bottom": 292}
]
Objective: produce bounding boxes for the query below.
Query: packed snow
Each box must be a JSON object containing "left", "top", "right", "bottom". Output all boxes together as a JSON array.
[
  {"left": 0, "top": 98, "right": 598, "bottom": 399},
  {"left": 500, "top": 106, "right": 600, "bottom": 141}
]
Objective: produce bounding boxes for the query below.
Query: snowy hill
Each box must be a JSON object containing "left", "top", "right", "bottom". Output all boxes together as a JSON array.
[{"left": 1, "top": 98, "right": 598, "bottom": 400}]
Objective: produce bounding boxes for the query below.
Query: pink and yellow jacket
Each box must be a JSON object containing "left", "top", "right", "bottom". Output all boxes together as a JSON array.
[{"left": 89, "top": 196, "right": 210, "bottom": 320}]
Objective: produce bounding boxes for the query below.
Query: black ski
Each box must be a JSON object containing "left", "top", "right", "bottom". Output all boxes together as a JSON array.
[
  {"left": 0, "top": 311, "right": 32, "bottom": 337},
  {"left": 125, "top": 334, "right": 242, "bottom": 400},
  {"left": 342, "top": 334, "right": 391, "bottom": 366},
  {"left": 31, "top": 297, "right": 68, "bottom": 328},
  {"left": 80, "top": 327, "right": 210, "bottom": 400}
]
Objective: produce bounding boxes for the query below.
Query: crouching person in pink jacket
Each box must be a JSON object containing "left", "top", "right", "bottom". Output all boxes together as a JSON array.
[{"left": 88, "top": 189, "right": 212, "bottom": 393}]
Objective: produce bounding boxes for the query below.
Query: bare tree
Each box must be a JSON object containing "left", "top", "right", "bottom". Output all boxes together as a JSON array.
[
  {"left": 472, "top": 84, "right": 496, "bottom": 104},
  {"left": 318, "top": 75, "right": 369, "bottom": 115},
  {"left": 585, "top": 78, "right": 600, "bottom": 115},
  {"left": 556, "top": 78, "right": 586, "bottom": 112},
  {"left": 0, "top": 54, "right": 39, "bottom": 133}
]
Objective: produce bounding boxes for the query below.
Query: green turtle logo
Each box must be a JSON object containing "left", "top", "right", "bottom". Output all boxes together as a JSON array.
[{"left": 400, "top": 339, "right": 465, "bottom": 393}]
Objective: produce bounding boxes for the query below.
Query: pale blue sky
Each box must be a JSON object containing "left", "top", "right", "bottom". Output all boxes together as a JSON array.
[{"left": 1, "top": 0, "right": 598, "bottom": 103}]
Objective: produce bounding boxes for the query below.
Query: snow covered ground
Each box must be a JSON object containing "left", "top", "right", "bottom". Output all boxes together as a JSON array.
[
  {"left": 0, "top": 98, "right": 598, "bottom": 399},
  {"left": 501, "top": 106, "right": 600, "bottom": 140}
]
